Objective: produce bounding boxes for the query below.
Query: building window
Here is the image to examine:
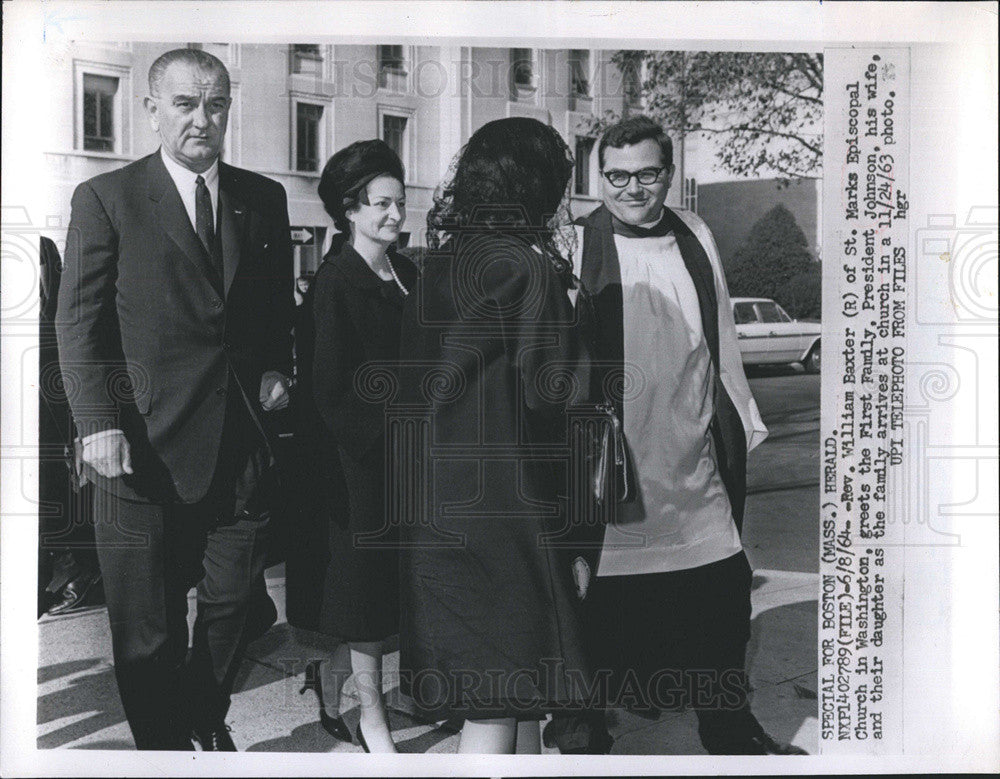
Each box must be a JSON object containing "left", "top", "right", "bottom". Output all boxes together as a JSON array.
[
  {"left": 82, "top": 74, "right": 118, "bottom": 152},
  {"left": 295, "top": 102, "right": 324, "bottom": 172},
  {"left": 378, "top": 45, "right": 408, "bottom": 90},
  {"left": 574, "top": 137, "right": 595, "bottom": 196},
  {"left": 509, "top": 48, "right": 538, "bottom": 100},
  {"left": 569, "top": 50, "right": 590, "bottom": 97},
  {"left": 291, "top": 44, "right": 323, "bottom": 76},
  {"left": 377, "top": 105, "right": 414, "bottom": 173},
  {"left": 191, "top": 43, "right": 239, "bottom": 66},
  {"left": 622, "top": 59, "right": 643, "bottom": 113},
  {"left": 74, "top": 60, "right": 131, "bottom": 155},
  {"left": 683, "top": 177, "right": 698, "bottom": 213},
  {"left": 382, "top": 113, "right": 408, "bottom": 163},
  {"left": 568, "top": 50, "right": 592, "bottom": 111},
  {"left": 221, "top": 83, "right": 241, "bottom": 165}
]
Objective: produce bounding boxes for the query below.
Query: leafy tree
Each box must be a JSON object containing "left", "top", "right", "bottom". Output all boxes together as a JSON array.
[
  {"left": 584, "top": 51, "right": 823, "bottom": 182},
  {"left": 779, "top": 267, "right": 822, "bottom": 320},
  {"left": 725, "top": 204, "right": 816, "bottom": 306}
]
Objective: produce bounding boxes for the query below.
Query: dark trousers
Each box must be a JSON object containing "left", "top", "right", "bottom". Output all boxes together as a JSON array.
[
  {"left": 93, "top": 487, "right": 269, "bottom": 749},
  {"left": 92, "top": 391, "right": 272, "bottom": 750},
  {"left": 547, "top": 551, "right": 763, "bottom": 754}
]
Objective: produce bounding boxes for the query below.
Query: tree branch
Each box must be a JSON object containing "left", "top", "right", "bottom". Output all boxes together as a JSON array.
[{"left": 697, "top": 124, "right": 823, "bottom": 156}]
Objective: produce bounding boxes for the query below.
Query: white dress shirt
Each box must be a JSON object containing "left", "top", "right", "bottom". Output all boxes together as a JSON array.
[{"left": 159, "top": 147, "right": 219, "bottom": 233}]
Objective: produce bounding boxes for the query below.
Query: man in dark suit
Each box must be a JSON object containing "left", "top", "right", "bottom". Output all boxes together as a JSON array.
[{"left": 55, "top": 48, "right": 293, "bottom": 751}]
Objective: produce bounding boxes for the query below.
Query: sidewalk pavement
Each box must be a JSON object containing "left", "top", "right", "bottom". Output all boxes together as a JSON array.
[
  {"left": 37, "top": 374, "right": 820, "bottom": 754},
  {"left": 36, "top": 562, "right": 817, "bottom": 754}
]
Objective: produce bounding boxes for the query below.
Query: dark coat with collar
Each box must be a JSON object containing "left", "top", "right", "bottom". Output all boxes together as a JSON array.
[
  {"left": 395, "top": 231, "right": 594, "bottom": 718},
  {"left": 55, "top": 151, "right": 294, "bottom": 505},
  {"left": 311, "top": 240, "right": 418, "bottom": 461},
  {"left": 309, "top": 240, "right": 417, "bottom": 640}
]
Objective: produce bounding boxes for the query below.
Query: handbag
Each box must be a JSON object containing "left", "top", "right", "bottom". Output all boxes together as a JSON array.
[
  {"left": 580, "top": 400, "right": 633, "bottom": 506},
  {"left": 572, "top": 280, "right": 635, "bottom": 507}
]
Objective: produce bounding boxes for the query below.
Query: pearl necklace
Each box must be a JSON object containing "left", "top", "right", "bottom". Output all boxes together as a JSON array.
[{"left": 387, "top": 255, "right": 409, "bottom": 296}]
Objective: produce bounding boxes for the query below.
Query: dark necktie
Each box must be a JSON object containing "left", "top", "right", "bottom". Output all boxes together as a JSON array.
[{"left": 195, "top": 175, "right": 219, "bottom": 273}]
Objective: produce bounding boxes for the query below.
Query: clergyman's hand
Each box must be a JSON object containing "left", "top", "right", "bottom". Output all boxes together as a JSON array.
[
  {"left": 259, "top": 371, "right": 291, "bottom": 411},
  {"left": 572, "top": 556, "right": 591, "bottom": 600},
  {"left": 81, "top": 430, "right": 133, "bottom": 478}
]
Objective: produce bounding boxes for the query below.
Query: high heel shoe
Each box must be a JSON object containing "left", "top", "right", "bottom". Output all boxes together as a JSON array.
[
  {"left": 355, "top": 723, "right": 370, "bottom": 753},
  {"left": 299, "top": 659, "right": 352, "bottom": 742}
]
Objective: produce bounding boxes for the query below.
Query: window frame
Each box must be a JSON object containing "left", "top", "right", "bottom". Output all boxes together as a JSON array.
[
  {"left": 82, "top": 74, "right": 118, "bottom": 152},
  {"left": 290, "top": 43, "right": 324, "bottom": 76},
  {"left": 377, "top": 45, "right": 412, "bottom": 93},
  {"left": 73, "top": 59, "right": 132, "bottom": 156},
  {"left": 682, "top": 176, "right": 699, "bottom": 213},
  {"left": 509, "top": 48, "right": 540, "bottom": 102},
  {"left": 290, "top": 94, "right": 330, "bottom": 175},
  {"left": 573, "top": 135, "right": 597, "bottom": 197},
  {"left": 568, "top": 49, "right": 592, "bottom": 98},
  {"left": 620, "top": 56, "right": 646, "bottom": 114},
  {"left": 377, "top": 104, "right": 415, "bottom": 178},
  {"left": 294, "top": 102, "right": 325, "bottom": 173}
]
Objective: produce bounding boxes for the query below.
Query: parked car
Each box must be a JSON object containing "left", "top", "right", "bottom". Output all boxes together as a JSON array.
[{"left": 731, "top": 297, "right": 821, "bottom": 373}]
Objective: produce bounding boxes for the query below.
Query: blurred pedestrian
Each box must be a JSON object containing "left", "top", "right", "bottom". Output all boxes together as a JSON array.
[
  {"left": 38, "top": 236, "right": 102, "bottom": 619},
  {"left": 294, "top": 274, "right": 313, "bottom": 307}
]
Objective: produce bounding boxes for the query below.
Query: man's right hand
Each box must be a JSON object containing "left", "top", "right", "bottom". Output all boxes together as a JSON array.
[
  {"left": 572, "top": 556, "right": 591, "bottom": 600},
  {"left": 81, "top": 430, "right": 134, "bottom": 478}
]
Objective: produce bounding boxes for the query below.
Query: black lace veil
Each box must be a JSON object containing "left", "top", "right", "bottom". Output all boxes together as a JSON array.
[{"left": 426, "top": 118, "right": 579, "bottom": 288}]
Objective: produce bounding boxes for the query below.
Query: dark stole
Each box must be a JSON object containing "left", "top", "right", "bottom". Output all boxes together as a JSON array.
[{"left": 575, "top": 204, "right": 749, "bottom": 532}]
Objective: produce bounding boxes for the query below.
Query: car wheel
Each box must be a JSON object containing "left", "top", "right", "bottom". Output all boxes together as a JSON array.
[{"left": 803, "top": 343, "right": 820, "bottom": 374}]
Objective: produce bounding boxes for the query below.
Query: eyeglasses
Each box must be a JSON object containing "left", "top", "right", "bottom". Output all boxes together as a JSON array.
[{"left": 601, "top": 167, "right": 665, "bottom": 188}]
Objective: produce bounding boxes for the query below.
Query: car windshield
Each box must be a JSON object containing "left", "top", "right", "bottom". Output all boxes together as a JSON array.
[
  {"left": 757, "top": 302, "right": 791, "bottom": 323},
  {"left": 733, "top": 302, "right": 759, "bottom": 324}
]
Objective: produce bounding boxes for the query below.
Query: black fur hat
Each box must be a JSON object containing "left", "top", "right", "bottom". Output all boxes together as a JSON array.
[{"left": 318, "top": 139, "right": 405, "bottom": 234}]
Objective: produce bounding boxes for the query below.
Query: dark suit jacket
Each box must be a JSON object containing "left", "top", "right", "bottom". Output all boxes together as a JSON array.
[{"left": 56, "top": 151, "right": 294, "bottom": 504}]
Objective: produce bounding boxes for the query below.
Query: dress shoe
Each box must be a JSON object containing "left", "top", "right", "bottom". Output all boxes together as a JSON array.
[
  {"left": 191, "top": 723, "right": 237, "bottom": 751},
  {"left": 576, "top": 730, "right": 614, "bottom": 755},
  {"left": 299, "top": 660, "right": 351, "bottom": 742},
  {"left": 355, "top": 723, "right": 370, "bottom": 753},
  {"left": 355, "top": 720, "right": 398, "bottom": 753},
  {"left": 47, "top": 570, "right": 102, "bottom": 616},
  {"left": 708, "top": 730, "right": 808, "bottom": 755},
  {"left": 542, "top": 714, "right": 614, "bottom": 754},
  {"left": 747, "top": 732, "right": 808, "bottom": 755},
  {"left": 551, "top": 728, "right": 614, "bottom": 755},
  {"left": 45, "top": 551, "right": 80, "bottom": 595}
]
